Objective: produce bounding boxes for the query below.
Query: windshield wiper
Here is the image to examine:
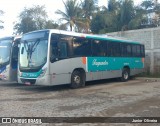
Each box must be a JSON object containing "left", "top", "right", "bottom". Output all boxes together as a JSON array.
[
  {"left": 23, "top": 39, "right": 40, "bottom": 67},
  {"left": 23, "top": 39, "right": 40, "bottom": 60}
]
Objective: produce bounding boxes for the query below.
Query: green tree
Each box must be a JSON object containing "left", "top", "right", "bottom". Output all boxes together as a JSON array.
[
  {"left": 0, "top": 10, "right": 4, "bottom": 29},
  {"left": 91, "top": 10, "right": 119, "bottom": 34},
  {"left": 128, "top": 6, "right": 146, "bottom": 29},
  {"left": 91, "top": 12, "right": 109, "bottom": 34},
  {"left": 45, "top": 20, "right": 59, "bottom": 29},
  {"left": 56, "top": 0, "right": 82, "bottom": 31},
  {"left": 81, "top": 0, "right": 98, "bottom": 32},
  {"left": 141, "top": 0, "right": 160, "bottom": 27},
  {"left": 141, "top": 0, "right": 154, "bottom": 10},
  {"left": 120, "top": 0, "right": 135, "bottom": 30},
  {"left": 134, "top": 0, "right": 160, "bottom": 29},
  {"left": 108, "top": 0, "right": 120, "bottom": 12},
  {"left": 91, "top": 0, "right": 121, "bottom": 33},
  {"left": 107, "top": 0, "right": 121, "bottom": 31},
  {"left": 154, "top": 1, "right": 160, "bottom": 26},
  {"left": 14, "top": 5, "right": 48, "bottom": 34},
  {"left": 45, "top": 20, "right": 67, "bottom": 30}
]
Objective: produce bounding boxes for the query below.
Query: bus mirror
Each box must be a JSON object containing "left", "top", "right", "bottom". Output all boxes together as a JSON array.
[{"left": 21, "top": 47, "right": 24, "bottom": 54}]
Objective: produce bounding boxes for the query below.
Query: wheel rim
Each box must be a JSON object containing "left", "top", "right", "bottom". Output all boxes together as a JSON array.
[
  {"left": 124, "top": 71, "right": 128, "bottom": 80},
  {"left": 74, "top": 75, "right": 80, "bottom": 84}
]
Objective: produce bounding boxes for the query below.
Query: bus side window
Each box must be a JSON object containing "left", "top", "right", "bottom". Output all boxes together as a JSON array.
[
  {"left": 100, "top": 41, "right": 107, "bottom": 56},
  {"left": 59, "top": 42, "right": 68, "bottom": 59},
  {"left": 108, "top": 42, "right": 120, "bottom": 57},
  {"left": 127, "top": 44, "right": 132, "bottom": 57},
  {"left": 73, "top": 37, "right": 92, "bottom": 57},
  {"left": 92, "top": 40, "right": 100, "bottom": 56},
  {"left": 132, "top": 45, "right": 137, "bottom": 57},
  {"left": 121, "top": 43, "right": 124, "bottom": 57},
  {"left": 114, "top": 42, "right": 121, "bottom": 57},
  {"left": 136, "top": 45, "right": 141, "bottom": 57},
  {"left": 92, "top": 40, "right": 106, "bottom": 56},
  {"left": 107, "top": 42, "right": 112, "bottom": 57},
  {"left": 141, "top": 45, "right": 145, "bottom": 57}
]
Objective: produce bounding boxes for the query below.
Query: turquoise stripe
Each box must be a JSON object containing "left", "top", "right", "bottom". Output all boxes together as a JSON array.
[
  {"left": 21, "top": 69, "right": 42, "bottom": 78},
  {"left": 87, "top": 57, "right": 143, "bottom": 72}
]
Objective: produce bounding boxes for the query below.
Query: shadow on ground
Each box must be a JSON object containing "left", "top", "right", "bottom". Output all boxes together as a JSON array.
[{"left": 0, "top": 78, "right": 132, "bottom": 93}]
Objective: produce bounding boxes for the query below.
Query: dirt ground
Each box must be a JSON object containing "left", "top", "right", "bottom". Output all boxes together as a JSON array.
[{"left": 0, "top": 78, "right": 160, "bottom": 126}]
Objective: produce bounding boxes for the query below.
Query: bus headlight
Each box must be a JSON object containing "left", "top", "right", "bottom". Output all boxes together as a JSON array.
[{"left": 39, "top": 68, "right": 47, "bottom": 78}]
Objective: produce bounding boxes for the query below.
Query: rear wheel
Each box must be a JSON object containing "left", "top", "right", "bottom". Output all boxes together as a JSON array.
[
  {"left": 121, "top": 68, "right": 130, "bottom": 82},
  {"left": 71, "top": 70, "right": 85, "bottom": 89}
]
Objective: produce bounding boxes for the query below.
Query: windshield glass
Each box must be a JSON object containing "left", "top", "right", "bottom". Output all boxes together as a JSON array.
[
  {"left": 0, "top": 39, "right": 12, "bottom": 64},
  {"left": 20, "top": 31, "right": 49, "bottom": 68}
]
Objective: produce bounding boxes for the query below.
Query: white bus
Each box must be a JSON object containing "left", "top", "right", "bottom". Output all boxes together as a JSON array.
[
  {"left": 0, "top": 36, "right": 21, "bottom": 81},
  {"left": 18, "top": 29, "right": 145, "bottom": 88}
]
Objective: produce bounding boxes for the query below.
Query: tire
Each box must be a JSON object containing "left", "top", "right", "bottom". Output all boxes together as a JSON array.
[
  {"left": 71, "top": 70, "right": 85, "bottom": 89},
  {"left": 121, "top": 68, "right": 130, "bottom": 82}
]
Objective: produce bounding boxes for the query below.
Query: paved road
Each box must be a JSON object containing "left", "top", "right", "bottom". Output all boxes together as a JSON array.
[{"left": 0, "top": 78, "right": 160, "bottom": 126}]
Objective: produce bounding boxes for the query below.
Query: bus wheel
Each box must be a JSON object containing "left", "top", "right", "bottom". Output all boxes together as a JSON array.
[
  {"left": 121, "top": 68, "right": 130, "bottom": 82},
  {"left": 71, "top": 70, "right": 85, "bottom": 89}
]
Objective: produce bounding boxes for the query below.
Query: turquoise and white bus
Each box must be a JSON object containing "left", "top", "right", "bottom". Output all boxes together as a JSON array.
[
  {"left": 18, "top": 29, "right": 145, "bottom": 88},
  {"left": 0, "top": 36, "right": 21, "bottom": 81}
]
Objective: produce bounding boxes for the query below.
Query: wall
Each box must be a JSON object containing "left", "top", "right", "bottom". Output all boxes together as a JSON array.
[{"left": 107, "top": 27, "right": 160, "bottom": 74}]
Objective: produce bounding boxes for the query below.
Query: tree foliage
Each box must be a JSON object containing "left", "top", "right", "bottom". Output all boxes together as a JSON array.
[
  {"left": 14, "top": 5, "right": 48, "bottom": 34},
  {"left": 56, "top": 0, "right": 82, "bottom": 31},
  {"left": 141, "top": 0, "right": 154, "bottom": 10},
  {"left": 45, "top": 20, "right": 67, "bottom": 30},
  {"left": 80, "top": 0, "right": 98, "bottom": 32},
  {"left": 13, "top": 0, "right": 160, "bottom": 34},
  {"left": 56, "top": 0, "right": 97, "bottom": 33},
  {"left": 91, "top": 0, "right": 160, "bottom": 34}
]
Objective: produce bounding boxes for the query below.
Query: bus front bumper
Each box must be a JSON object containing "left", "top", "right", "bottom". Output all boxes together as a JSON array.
[{"left": 18, "top": 75, "right": 50, "bottom": 86}]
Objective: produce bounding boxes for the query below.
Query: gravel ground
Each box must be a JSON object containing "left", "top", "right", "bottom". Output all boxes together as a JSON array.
[{"left": 0, "top": 78, "right": 160, "bottom": 126}]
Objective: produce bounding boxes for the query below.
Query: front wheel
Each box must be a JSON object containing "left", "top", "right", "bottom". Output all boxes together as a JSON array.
[
  {"left": 121, "top": 68, "right": 130, "bottom": 82},
  {"left": 71, "top": 70, "right": 85, "bottom": 89}
]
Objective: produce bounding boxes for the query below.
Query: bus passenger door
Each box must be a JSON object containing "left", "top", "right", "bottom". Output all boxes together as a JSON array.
[
  {"left": 50, "top": 34, "right": 71, "bottom": 85},
  {"left": 10, "top": 44, "right": 19, "bottom": 81}
]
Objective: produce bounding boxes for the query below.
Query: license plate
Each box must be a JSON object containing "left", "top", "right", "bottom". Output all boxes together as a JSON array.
[
  {"left": 25, "top": 82, "right": 31, "bottom": 85},
  {"left": 0, "top": 74, "right": 5, "bottom": 79}
]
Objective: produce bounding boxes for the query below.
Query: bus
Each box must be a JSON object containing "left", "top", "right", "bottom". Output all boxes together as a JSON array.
[
  {"left": 0, "top": 36, "right": 21, "bottom": 81},
  {"left": 18, "top": 29, "right": 145, "bottom": 88}
]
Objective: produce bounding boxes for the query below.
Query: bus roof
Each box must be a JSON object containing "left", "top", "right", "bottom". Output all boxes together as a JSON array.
[
  {"left": 23, "top": 29, "right": 141, "bottom": 45},
  {"left": 0, "top": 35, "right": 21, "bottom": 41},
  {"left": 86, "top": 34, "right": 140, "bottom": 44},
  {"left": 0, "top": 36, "right": 14, "bottom": 41}
]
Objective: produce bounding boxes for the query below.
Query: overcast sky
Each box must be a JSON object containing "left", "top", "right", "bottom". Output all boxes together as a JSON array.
[{"left": 0, "top": 0, "right": 152, "bottom": 38}]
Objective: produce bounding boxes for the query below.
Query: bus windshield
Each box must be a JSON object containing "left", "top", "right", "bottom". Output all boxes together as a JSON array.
[
  {"left": 0, "top": 39, "right": 12, "bottom": 65},
  {"left": 20, "top": 31, "right": 48, "bottom": 69}
]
